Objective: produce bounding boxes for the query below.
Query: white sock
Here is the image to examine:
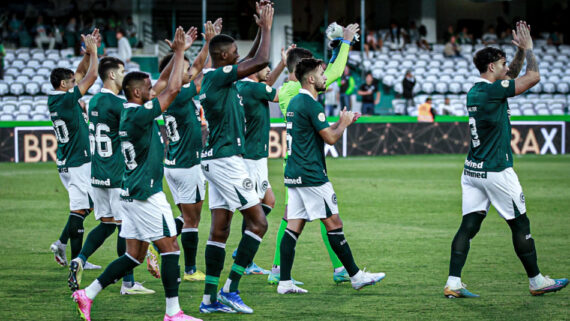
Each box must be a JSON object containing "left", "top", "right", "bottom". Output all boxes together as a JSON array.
[
  {"left": 271, "top": 266, "right": 280, "bottom": 274},
  {"left": 54, "top": 239, "right": 65, "bottom": 247},
  {"left": 446, "top": 276, "right": 462, "bottom": 289},
  {"left": 350, "top": 270, "right": 364, "bottom": 282},
  {"left": 202, "top": 294, "right": 211, "bottom": 305},
  {"left": 122, "top": 281, "right": 133, "bottom": 288},
  {"left": 279, "top": 280, "right": 293, "bottom": 287},
  {"left": 85, "top": 280, "right": 103, "bottom": 300},
  {"left": 334, "top": 266, "right": 345, "bottom": 274},
  {"left": 222, "top": 279, "right": 232, "bottom": 293},
  {"left": 165, "top": 297, "right": 181, "bottom": 316},
  {"left": 529, "top": 273, "right": 546, "bottom": 289}
]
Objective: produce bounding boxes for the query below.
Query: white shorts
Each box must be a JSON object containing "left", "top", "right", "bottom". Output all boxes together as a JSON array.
[
  {"left": 119, "top": 191, "right": 177, "bottom": 242},
  {"left": 92, "top": 187, "right": 124, "bottom": 221},
  {"left": 461, "top": 167, "right": 526, "bottom": 220},
  {"left": 58, "top": 162, "right": 93, "bottom": 211},
  {"left": 201, "top": 156, "right": 259, "bottom": 212},
  {"left": 288, "top": 182, "right": 339, "bottom": 222},
  {"left": 164, "top": 165, "right": 206, "bottom": 205},
  {"left": 244, "top": 158, "right": 271, "bottom": 199}
]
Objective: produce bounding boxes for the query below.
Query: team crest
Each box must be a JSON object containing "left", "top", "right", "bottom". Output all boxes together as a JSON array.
[
  {"left": 266, "top": 85, "right": 272, "bottom": 93},
  {"left": 318, "top": 112, "right": 326, "bottom": 122},
  {"left": 331, "top": 193, "right": 337, "bottom": 205},
  {"left": 243, "top": 178, "right": 254, "bottom": 190},
  {"left": 501, "top": 80, "right": 509, "bottom": 88},
  {"left": 223, "top": 65, "right": 233, "bottom": 73},
  {"left": 144, "top": 101, "right": 153, "bottom": 109},
  {"left": 520, "top": 192, "right": 525, "bottom": 203},
  {"left": 183, "top": 83, "right": 191, "bottom": 88},
  {"left": 261, "top": 180, "right": 269, "bottom": 192},
  {"left": 68, "top": 88, "right": 74, "bottom": 93}
]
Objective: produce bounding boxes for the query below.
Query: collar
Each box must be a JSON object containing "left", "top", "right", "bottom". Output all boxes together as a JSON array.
[
  {"left": 101, "top": 87, "right": 122, "bottom": 97},
  {"left": 239, "top": 77, "right": 256, "bottom": 83},
  {"left": 123, "top": 102, "right": 140, "bottom": 108},
  {"left": 203, "top": 68, "right": 214, "bottom": 74},
  {"left": 48, "top": 90, "right": 67, "bottom": 96},
  {"left": 299, "top": 88, "right": 317, "bottom": 101},
  {"left": 474, "top": 77, "right": 492, "bottom": 84}
]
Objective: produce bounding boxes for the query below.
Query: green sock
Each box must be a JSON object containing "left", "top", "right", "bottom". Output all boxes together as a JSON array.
[
  {"left": 204, "top": 242, "right": 225, "bottom": 303},
  {"left": 161, "top": 253, "right": 180, "bottom": 298},
  {"left": 116, "top": 225, "right": 134, "bottom": 283},
  {"left": 321, "top": 222, "right": 343, "bottom": 270},
  {"left": 68, "top": 213, "right": 85, "bottom": 259},
  {"left": 181, "top": 229, "right": 198, "bottom": 273},
  {"left": 97, "top": 254, "right": 141, "bottom": 288},
  {"left": 279, "top": 228, "right": 299, "bottom": 281},
  {"left": 327, "top": 228, "right": 359, "bottom": 276},
  {"left": 79, "top": 222, "right": 116, "bottom": 260},
  {"left": 175, "top": 216, "right": 183, "bottom": 236},
  {"left": 227, "top": 231, "right": 261, "bottom": 292},
  {"left": 59, "top": 217, "right": 70, "bottom": 244},
  {"left": 272, "top": 219, "right": 288, "bottom": 267}
]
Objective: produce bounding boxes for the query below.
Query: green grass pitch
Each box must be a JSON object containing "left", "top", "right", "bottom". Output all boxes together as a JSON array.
[{"left": 0, "top": 154, "right": 568, "bottom": 320}]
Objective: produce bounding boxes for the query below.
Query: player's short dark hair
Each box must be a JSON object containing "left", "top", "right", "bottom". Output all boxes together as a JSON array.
[
  {"left": 473, "top": 47, "right": 506, "bottom": 74},
  {"left": 158, "top": 53, "right": 190, "bottom": 73},
  {"left": 295, "top": 58, "right": 324, "bottom": 84},
  {"left": 50, "top": 68, "right": 74, "bottom": 89},
  {"left": 122, "top": 71, "right": 149, "bottom": 100},
  {"left": 209, "top": 34, "right": 235, "bottom": 58},
  {"left": 286, "top": 47, "right": 313, "bottom": 73},
  {"left": 98, "top": 57, "right": 124, "bottom": 81}
]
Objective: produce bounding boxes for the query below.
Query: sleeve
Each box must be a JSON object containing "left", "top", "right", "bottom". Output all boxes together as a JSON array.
[
  {"left": 63, "top": 85, "right": 83, "bottom": 108},
  {"left": 346, "top": 76, "right": 355, "bottom": 95},
  {"left": 133, "top": 98, "right": 162, "bottom": 124},
  {"left": 324, "top": 42, "right": 350, "bottom": 88},
  {"left": 212, "top": 65, "right": 238, "bottom": 87},
  {"left": 307, "top": 101, "right": 330, "bottom": 132},
  {"left": 252, "top": 82, "right": 277, "bottom": 102},
  {"left": 488, "top": 79, "right": 516, "bottom": 100}
]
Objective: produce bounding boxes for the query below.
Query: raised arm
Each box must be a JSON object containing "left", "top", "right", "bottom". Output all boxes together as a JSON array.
[
  {"left": 236, "top": 4, "right": 273, "bottom": 79},
  {"left": 241, "top": 1, "right": 271, "bottom": 62},
  {"left": 157, "top": 27, "right": 187, "bottom": 112},
  {"left": 75, "top": 28, "right": 100, "bottom": 84},
  {"left": 319, "top": 108, "right": 358, "bottom": 145},
  {"left": 324, "top": 23, "right": 359, "bottom": 88},
  {"left": 76, "top": 34, "right": 99, "bottom": 95},
  {"left": 513, "top": 22, "right": 540, "bottom": 95},
  {"left": 265, "top": 44, "right": 296, "bottom": 86},
  {"left": 506, "top": 22, "right": 528, "bottom": 80}
]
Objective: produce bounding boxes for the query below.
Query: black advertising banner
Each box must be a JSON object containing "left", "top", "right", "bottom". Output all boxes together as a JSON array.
[{"left": 0, "top": 122, "right": 566, "bottom": 163}]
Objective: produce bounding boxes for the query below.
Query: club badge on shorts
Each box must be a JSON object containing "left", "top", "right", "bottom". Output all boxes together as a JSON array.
[{"left": 243, "top": 178, "right": 253, "bottom": 190}]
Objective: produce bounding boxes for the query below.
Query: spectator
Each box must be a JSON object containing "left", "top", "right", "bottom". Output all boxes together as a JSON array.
[
  {"left": 337, "top": 66, "right": 355, "bottom": 110},
  {"left": 402, "top": 70, "right": 415, "bottom": 115},
  {"left": 407, "top": 21, "right": 420, "bottom": 45},
  {"left": 443, "top": 24, "right": 455, "bottom": 43},
  {"left": 65, "top": 17, "right": 78, "bottom": 48},
  {"left": 7, "top": 13, "right": 22, "bottom": 44},
  {"left": 126, "top": 16, "right": 138, "bottom": 47},
  {"left": 500, "top": 27, "right": 513, "bottom": 44},
  {"left": 324, "top": 81, "right": 339, "bottom": 116},
  {"left": 439, "top": 97, "right": 454, "bottom": 115},
  {"left": 417, "top": 24, "right": 431, "bottom": 51},
  {"left": 0, "top": 37, "right": 5, "bottom": 80},
  {"left": 34, "top": 15, "right": 55, "bottom": 49},
  {"left": 444, "top": 36, "right": 462, "bottom": 58},
  {"left": 364, "top": 29, "right": 380, "bottom": 58},
  {"left": 97, "top": 35, "right": 107, "bottom": 57},
  {"left": 457, "top": 27, "right": 473, "bottom": 45},
  {"left": 116, "top": 29, "right": 132, "bottom": 62},
  {"left": 482, "top": 26, "right": 498, "bottom": 45},
  {"left": 358, "top": 73, "right": 380, "bottom": 115},
  {"left": 547, "top": 31, "right": 564, "bottom": 46},
  {"left": 384, "top": 21, "right": 405, "bottom": 51},
  {"left": 50, "top": 18, "right": 63, "bottom": 49},
  {"left": 417, "top": 97, "right": 436, "bottom": 122}
]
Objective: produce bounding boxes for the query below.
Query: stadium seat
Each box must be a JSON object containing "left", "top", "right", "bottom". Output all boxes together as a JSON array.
[
  {"left": 57, "top": 60, "right": 72, "bottom": 69},
  {"left": 556, "top": 83, "right": 569, "bottom": 94},
  {"left": 16, "top": 75, "right": 30, "bottom": 83},
  {"left": 529, "top": 83, "right": 542, "bottom": 93},
  {"left": 38, "top": 67, "right": 51, "bottom": 76},
  {"left": 15, "top": 113, "right": 30, "bottom": 121},
  {"left": 542, "top": 83, "right": 556, "bottom": 93},
  {"left": 9, "top": 83, "right": 25, "bottom": 95},
  {"left": 0, "top": 114, "right": 14, "bottom": 121},
  {"left": 31, "top": 75, "right": 45, "bottom": 83},
  {"left": 0, "top": 82, "right": 9, "bottom": 95},
  {"left": 3, "top": 103, "right": 16, "bottom": 113},
  {"left": 41, "top": 83, "right": 53, "bottom": 94},
  {"left": 25, "top": 83, "right": 41, "bottom": 95},
  {"left": 88, "top": 83, "right": 102, "bottom": 95},
  {"left": 394, "top": 82, "right": 403, "bottom": 94},
  {"left": 435, "top": 82, "right": 448, "bottom": 94},
  {"left": 382, "top": 75, "right": 396, "bottom": 87},
  {"left": 17, "top": 52, "right": 31, "bottom": 61},
  {"left": 19, "top": 95, "right": 33, "bottom": 102},
  {"left": 421, "top": 82, "right": 435, "bottom": 94},
  {"left": 5, "top": 67, "right": 19, "bottom": 77},
  {"left": 510, "top": 109, "right": 522, "bottom": 116},
  {"left": 4, "top": 52, "right": 15, "bottom": 62},
  {"left": 415, "top": 60, "right": 427, "bottom": 68},
  {"left": 19, "top": 104, "right": 32, "bottom": 113},
  {"left": 448, "top": 82, "right": 462, "bottom": 94},
  {"left": 35, "top": 104, "right": 49, "bottom": 114},
  {"left": 31, "top": 52, "right": 46, "bottom": 60},
  {"left": 2, "top": 96, "right": 17, "bottom": 102},
  {"left": 42, "top": 60, "right": 57, "bottom": 69}
]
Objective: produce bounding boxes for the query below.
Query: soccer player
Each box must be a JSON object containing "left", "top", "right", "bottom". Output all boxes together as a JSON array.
[
  {"left": 67, "top": 57, "right": 154, "bottom": 295},
  {"left": 197, "top": 3, "right": 273, "bottom": 314},
  {"left": 268, "top": 23, "right": 360, "bottom": 286},
  {"left": 277, "top": 58, "right": 385, "bottom": 294},
  {"left": 49, "top": 29, "right": 100, "bottom": 268},
  {"left": 444, "top": 21, "right": 568, "bottom": 298},
  {"left": 159, "top": 20, "right": 218, "bottom": 282},
  {"left": 72, "top": 27, "right": 202, "bottom": 321}
]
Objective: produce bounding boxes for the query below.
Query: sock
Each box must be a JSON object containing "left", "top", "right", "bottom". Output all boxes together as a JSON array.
[
  {"left": 175, "top": 216, "right": 184, "bottom": 236},
  {"left": 507, "top": 214, "right": 540, "bottom": 278},
  {"left": 203, "top": 241, "right": 225, "bottom": 303},
  {"left": 79, "top": 222, "right": 116, "bottom": 263},
  {"left": 68, "top": 213, "right": 86, "bottom": 259},
  {"left": 165, "top": 296, "right": 181, "bottom": 317},
  {"left": 449, "top": 212, "right": 485, "bottom": 277},
  {"left": 59, "top": 217, "right": 70, "bottom": 244},
  {"left": 227, "top": 231, "right": 262, "bottom": 292},
  {"left": 446, "top": 276, "right": 462, "bottom": 289},
  {"left": 321, "top": 221, "right": 344, "bottom": 270},
  {"left": 97, "top": 254, "right": 141, "bottom": 289},
  {"left": 326, "top": 228, "right": 359, "bottom": 277},
  {"left": 279, "top": 228, "right": 299, "bottom": 282},
  {"left": 529, "top": 273, "right": 546, "bottom": 289},
  {"left": 181, "top": 228, "right": 198, "bottom": 274},
  {"left": 272, "top": 219, "right": 288, "bottom": 267},
  {"left": 261, "top": 204, "right": 272, "bottom": 216},
  {"left": 116, "top": 225, "right": 134, "bottom": 284},
  {"left": 85, "top": 279, "right": 103, "bottom": 300},
  {"left": 161, "top": 252, "right": 181, "bottom": 299}
]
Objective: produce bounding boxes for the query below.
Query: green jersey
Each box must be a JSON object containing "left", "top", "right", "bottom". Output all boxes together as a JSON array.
[
  {"left": 119, "top": 98, "right": 164, "bottom": 200},
  {"left": 199, "top": 65, "right": 245, "bottom": 159},
  {"left": 464, "top": 78, "right": 516, "bottom": 172},
  {"left": 89, "top": 89, "right": 126, "bottom": 188},
  {"left": 163, "top": 81, "right": 202, "bottom": 168},
  {"left": 236, "top": 78, "right": 277, "bottom": 160},
  {"left": 284, "top": 89, "right": 330, "bottom": 187},
  {"left": 48, "top": 86, "right": 91, "bottom": 168}
]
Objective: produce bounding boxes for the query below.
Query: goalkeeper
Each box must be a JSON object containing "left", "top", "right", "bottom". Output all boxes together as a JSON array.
[{"left": 268, "top": 22, "right": 360, "bottom": 285}]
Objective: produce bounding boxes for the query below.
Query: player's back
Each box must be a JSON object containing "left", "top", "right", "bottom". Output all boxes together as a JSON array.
[
  {"left": 465, "top": 79, "right": 515, "bottom": 172},
  {"left": 88, "top": 89, "right": 126, "bottom": 187},
  {"left": 48, "top": 86, "right": 90, "bottom": 168}
]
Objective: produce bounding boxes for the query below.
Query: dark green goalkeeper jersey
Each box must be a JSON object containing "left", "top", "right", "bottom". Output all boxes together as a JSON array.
[
  {"left": 89, "top": 88, "right": 126, "bottom": 188},
  {"left": 284, "top": 89, "right": 330, "bottom": 187},
  {"left": 163, "top": 81, "right": 202, "bottom": 168},
  {"left": 464, "top": 78, "right": 516, "bottom": 172},
  {"left": 236, "top": 78, "right": 277, "bottom": 160},
  {"left": 119, "top": 98, "right": 164, "bottom": 200},
  {"left": 199, "top": 65, "right": 245, "bottom": 159},
  {"left": 48, "top": 86, "right": 91, "bottom": 168}
]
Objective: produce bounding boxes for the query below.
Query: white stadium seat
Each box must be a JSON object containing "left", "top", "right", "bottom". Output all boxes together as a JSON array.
[
  {"left": 9, "top": 83, "right": 25, "bottom": 95},
  {"left": 41, "top": 83, "right": 54, "bottom": 94},
  {"left": 25, "top": 83, "right": 41, "bottom": 95},
  {"left": 421, "top": 82, "right": 435, "bottom": 94},
  {"left": 0, "top": 82, "right": 9, "bottom": 95},
  {"left": 435, "top": 82, "right": 448, "bottom": 94}
]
